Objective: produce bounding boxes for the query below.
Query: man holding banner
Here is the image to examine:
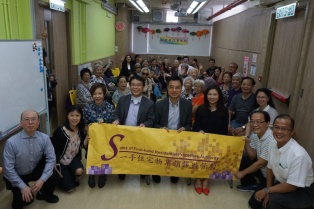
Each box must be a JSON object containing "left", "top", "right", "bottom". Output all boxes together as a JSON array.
[
  {"left": 235, "top": 111, "right": 274, "bottom": 193},
  {"left": 113, "top": 75, "right": 155, "bottom": 180},
  {"left": 153, "top": 76, "right": 192, "bottom": 184}
]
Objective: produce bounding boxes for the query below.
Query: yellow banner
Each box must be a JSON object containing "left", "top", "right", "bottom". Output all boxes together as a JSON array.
[{"left": 87, "top": 124, "right": 244, "bottom": 180}]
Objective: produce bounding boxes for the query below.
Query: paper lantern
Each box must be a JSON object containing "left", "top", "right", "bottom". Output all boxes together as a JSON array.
[
  {"left": 202, "top": 29, "right": 210, "bottom": 37},
  {"left": 196, "top": 31, "right": 203, "bottom": 40},
  {"left": 136, "top": 26, "right": 143, "bottom": 33},
  {"left": 190, "top": 32, "right": 196, "bottom": 40},
  {"left": 150, "top": 29, "right": 156, "bottom": 39},
  {"left": 164, "top": 28, "right": 170, "bottom": 36}
]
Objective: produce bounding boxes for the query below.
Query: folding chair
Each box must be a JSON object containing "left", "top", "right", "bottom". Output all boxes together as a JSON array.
[{"left": 69, "top": 90, "right": 76, "bottom": 105}]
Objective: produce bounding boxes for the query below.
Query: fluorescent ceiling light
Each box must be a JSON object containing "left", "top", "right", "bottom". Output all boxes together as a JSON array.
[
  {"left": 187, "top": 0, "right": 206, "bottom": 14},
  {"left": 192, "top": 1, "right": 206, "bottom": 14},
  {"left": 129, "top": 0, "right": 149, "bottom": 13}
]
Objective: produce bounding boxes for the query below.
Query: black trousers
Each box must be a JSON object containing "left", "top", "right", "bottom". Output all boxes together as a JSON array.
[
  {"left": 240, "top": 156, "right": 266, "bottom": 187},
  {"left": 3, "top": 157, "right": 59, "bottom": 209},
  {"left": 249, "top": 182, "right": 314, "bottom": 209}
]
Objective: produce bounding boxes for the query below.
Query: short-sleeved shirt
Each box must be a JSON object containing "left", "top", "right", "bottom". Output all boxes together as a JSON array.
[
  {"left": 249, "top": 128, "right": 274, "bottom": 177},
  {"left": 268, "top": 138, "right": 314, "bottom": 187},
  {"left": 229, "top": 93, "right": 255, "bottom": 124}
]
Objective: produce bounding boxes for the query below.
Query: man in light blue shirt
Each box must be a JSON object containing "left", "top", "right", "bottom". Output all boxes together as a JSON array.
[
  {"left": 3, "top": 110, "right": 59, "bottom": 209},
  {"left": 113, "top": 75, "right": 155, "bottom": 180},
  {"left": 154, "top": 76, "right": 192, "bottom": 183}
]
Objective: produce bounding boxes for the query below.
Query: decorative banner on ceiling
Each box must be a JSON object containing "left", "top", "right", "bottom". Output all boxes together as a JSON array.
[
  {"left": 160, "top": 36, "right": 188, "bottom": 45},
  {"left": 86, "top": 124, "right": 244, "bottom": 180}
]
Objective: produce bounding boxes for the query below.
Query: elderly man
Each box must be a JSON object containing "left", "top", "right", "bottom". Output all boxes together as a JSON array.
[
  {"left": 3, "top": 110, "right": 59, "bottom": 209},
  {"left": 228, "top": 77, "right": 255, "bottom": 135},
  {"left": 235, "top": 111, "right": 274, "bottom": 194},
  {"left": 251, "top": 114, "right": 314, "bottom": 209}
]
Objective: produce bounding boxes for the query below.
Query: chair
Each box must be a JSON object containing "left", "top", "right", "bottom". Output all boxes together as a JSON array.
[{"left": 69, "top": 90, "right": 76, "bottom": 105}]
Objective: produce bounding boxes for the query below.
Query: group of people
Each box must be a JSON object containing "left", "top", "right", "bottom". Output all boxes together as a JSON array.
[{"left": 1, "top": 54, "right": 314, "bottom": 209}]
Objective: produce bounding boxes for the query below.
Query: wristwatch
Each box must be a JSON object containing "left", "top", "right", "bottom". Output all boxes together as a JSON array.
[
  {"left": 263, "top": 187, "right": 270, "bottom": 194},
  {"left": 242, "top": 125, "right": 246, "bottom": 130}
]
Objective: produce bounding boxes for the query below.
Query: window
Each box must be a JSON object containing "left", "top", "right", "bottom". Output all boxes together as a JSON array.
[{"left": 166, "top": 11, "right": 178, "bottom": 23}]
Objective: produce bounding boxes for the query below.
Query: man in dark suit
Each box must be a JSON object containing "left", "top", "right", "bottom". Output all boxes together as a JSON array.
[
  {"left": 113, "top": 75, "right": 155, "bottom": 180},
  {"left": 153, "top": 76, "right": 192, "bottom": 184}
]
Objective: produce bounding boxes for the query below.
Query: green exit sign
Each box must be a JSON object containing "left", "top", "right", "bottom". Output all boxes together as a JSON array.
[
  {"left": 50, "top": 0, "right": 65, "bottom": 12},
  {"left": 276, "top": 3, "right": 296, "bottom": 19}
]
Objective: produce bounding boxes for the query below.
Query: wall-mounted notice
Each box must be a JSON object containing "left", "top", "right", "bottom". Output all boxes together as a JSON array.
[{"left": 243, "top": 56, "right": 249, "bottom": 77}]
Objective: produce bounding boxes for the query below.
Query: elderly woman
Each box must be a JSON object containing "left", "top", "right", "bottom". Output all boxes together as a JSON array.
[
  {"left": 83, "top": 83, "right": 114, "bottom": 189},
  {"left": 112, "top": 76, "right": 131, "bottom": 104},
  {"left": 141, "top": 67, "right": 153, "bottom": 100},
  {"left": 188, "top": 68, "right": 199, "bottom": 80},
  {"left": 76, "top": 68, "right": 93, "bottom": 108},
  {"left": 134, "top": 63, "right": 142, "bottom": 76},
  {"left": 181, "top": 76, "right": 195, "bottom": 101},
  {"left": 180, "top": 63, "right": 189, "bottom": 79},
  {"left": 91, "top": 63, "right": 106, "bottom": 85},
  {"left": 192, "top": 79, "right": 206, "bottom": 123}
]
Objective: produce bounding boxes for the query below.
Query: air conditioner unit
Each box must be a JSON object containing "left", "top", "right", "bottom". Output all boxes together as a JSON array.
[{"left": 152, "top": 10, "right": 164, "bottom": 22}]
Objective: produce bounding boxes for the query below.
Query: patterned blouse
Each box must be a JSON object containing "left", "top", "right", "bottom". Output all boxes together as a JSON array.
[
  {"left": 60, "top": 131, "right": 80, "bottom": 165},
  {"left": 76, "top": 81, "right": 92, "bottom": 107},
  {"left": 219, "top": 84, "right": 232, "bottom": 106},
  {"left": 83, "top": 100, "right": 114, "bottom": 125},
  {"left": 180, "top": 89, "right": 194, "bottom": 101},
  {"left": 90, "top": 75, "right": 106, "bottom": 85},
  {"left": 112, "top": 88, "right": 131, "bottom": 104}
]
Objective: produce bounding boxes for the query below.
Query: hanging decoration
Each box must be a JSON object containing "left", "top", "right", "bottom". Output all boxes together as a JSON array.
[
  {"left": 155, "top": 29, "right": 162, "bottom": 38},
  {"left": 182, "top": 29, "right": 189, "bottom": 37},
  {"left": 136, "top": 26, "right": 143, "bottom": 34},
  {"left": 190, "top": 31, "right": 196, "bottom": 40},
  {"left": 202, "top": 29, "right": 210, "bottom": 37},
  {"left": 164, "top": 28, "right": 170, "bottom": 37},
  {"left": 142, "top": 27, "right": 150, "bottom": 37},
  {"left": 150, "top": 29, "right": 156, "bottom": 39},
  {"left": 196, "top": 31, "right": 203, "bottom": 40},
  {"left": 176, "top": 27, "right": 182, "bottom": 36},
  {"left": 171, "top": 28, "right": 177, "bottom": 35}
]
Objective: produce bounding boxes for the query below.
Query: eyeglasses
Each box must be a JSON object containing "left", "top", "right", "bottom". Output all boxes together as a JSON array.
[
  {"left": 249, "top": 120, "right": 265, "bottom": 125},
  {"left": 142, "top": 73, "right": 149, "bottom": 76},
  {"left": 273, "top": 125, "right": 291, "bottom": 132},
  {"left": 257, "top": 96, "right": 268, "bottom": 99},
  {"left": 22, "top": 118, "right": 38, "bottom": 122}
]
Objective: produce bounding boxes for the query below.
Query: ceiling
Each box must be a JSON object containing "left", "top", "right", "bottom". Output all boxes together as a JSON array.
[{"left": 116, "top": 0, "right": 238, "bottom": 12}]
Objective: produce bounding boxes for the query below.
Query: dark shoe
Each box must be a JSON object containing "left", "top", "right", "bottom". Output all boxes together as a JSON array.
[
  {"left": 36, "top": 192, "right": 59, "bottom": 203},
  {"left": 75, "top": 181, "right": 80, "bottom": 187},
  {"left": 118, "top": 174, "right": 126, "bottom": 180},
  {"left": 98, "top": 175, "right": 106, "bottom": 188},
  {"left": 170, "top": 176, "right": 179, "bottom": 184},
  {"left": 152, "top": 175, "right": 161, "bottom": 183},
  {"left": 88, "top": 175, "right": 96, "bottom": 188}
]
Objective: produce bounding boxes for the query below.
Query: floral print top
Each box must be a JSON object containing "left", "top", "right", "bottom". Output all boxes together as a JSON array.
[{"left": 83, "top": 100, "right": 114, "bottom": 125}]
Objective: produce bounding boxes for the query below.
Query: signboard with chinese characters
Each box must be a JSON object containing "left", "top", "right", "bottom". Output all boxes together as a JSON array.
[
  {"left": 160, "top": 36, "right": 188, "bottom": 45},
  {"left": 86, "top": 124, "right": 244, "bottom": 180},
  {"left": 50, "top": 0, "right": 65, "bottom": 12},
  {"left": 276, "top": 3, "right": 296, "bottom": 20}
]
